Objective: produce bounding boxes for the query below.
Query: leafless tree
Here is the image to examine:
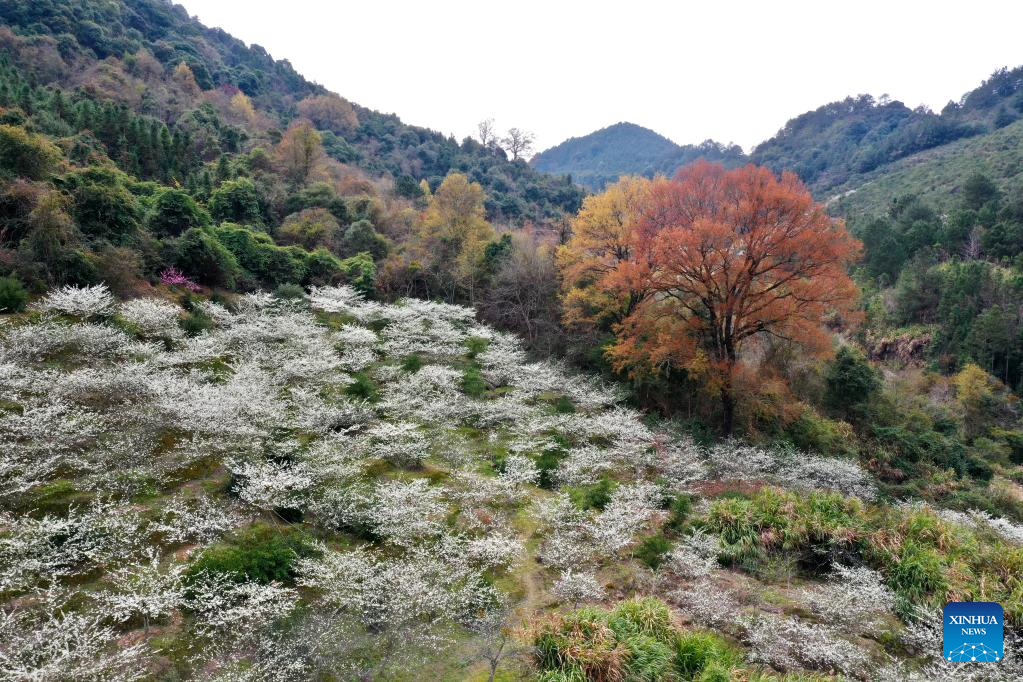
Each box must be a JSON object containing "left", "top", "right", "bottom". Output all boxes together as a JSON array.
[
  {"left": 502, "top": 127, "right": 535, "bottom": 161},
  {"left": 963, "top": 225, "right": 983, "bottom": 260},
  {"left": 477, "top": 118, "right": 497, "bottom": 149},
  {"left": 481, "top": 232, "right": 563, "bottom": 355}
]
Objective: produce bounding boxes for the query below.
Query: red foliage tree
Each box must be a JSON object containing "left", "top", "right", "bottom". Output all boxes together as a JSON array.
[{"left": 599, "top": 162, "right": 861, "bottom": 433}]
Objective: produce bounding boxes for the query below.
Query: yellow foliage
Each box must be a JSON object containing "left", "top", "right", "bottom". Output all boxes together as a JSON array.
[
  {"left": 557, "top": 176, "right": 651, "bottom": 329},
  {"left": 172, "top": 62, "right": 200, "bottom": 97},
  {"left": 276, "top": 120, "right": 323, "bottom": 186},
  {"left": 229, "top": 92, "right": 256, "bottom": 123},
  {"left": 953, "top": 363, "right": 994, "bottom": 407},
  {"left": 418, "top": 173, "right": 494, "bottom": 301}
]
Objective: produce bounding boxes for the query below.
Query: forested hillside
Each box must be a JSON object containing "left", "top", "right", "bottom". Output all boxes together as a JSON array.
[
  {"left": 0, "top": 0, "right": 583, "bottom": 301},
  {"left": 3, "top": 2, "right": 1023, "bottom": 681}
]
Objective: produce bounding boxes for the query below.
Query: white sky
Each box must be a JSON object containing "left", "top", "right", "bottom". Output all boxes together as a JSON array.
[{"left": 177, "top": 0, "right": 1023, "bottom": 155}]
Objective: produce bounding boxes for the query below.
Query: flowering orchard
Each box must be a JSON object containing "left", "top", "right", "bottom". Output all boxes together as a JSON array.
[{"left": 0, "top": 284, "right": 1017, "bottom": 680}]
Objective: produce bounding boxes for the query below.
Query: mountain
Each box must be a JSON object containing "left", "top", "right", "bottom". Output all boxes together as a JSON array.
[
  {"left": 531, "top": 122, "right": 679, "bottom": 189},
  {"left": 538, "top": 66, "right": 1023, "bottom": 200},
  {"left": 531, "top": 122, "right": 744, "bottom": 189}
]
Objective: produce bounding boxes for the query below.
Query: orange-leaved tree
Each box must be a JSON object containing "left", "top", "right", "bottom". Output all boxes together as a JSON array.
[
  {"left": 557, "top": 175, "right": 654, "bottom": 332},
  {"left": 561, "top": 162, "right": 862, "bottom": 433}
]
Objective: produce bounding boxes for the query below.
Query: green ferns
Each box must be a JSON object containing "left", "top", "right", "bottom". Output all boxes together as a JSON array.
[
  {"left": 705, "top": 487, "right": 1023, "bottom": 624},
  {"left": 532, "top": 597, "right": 740, "bottom": 681}
]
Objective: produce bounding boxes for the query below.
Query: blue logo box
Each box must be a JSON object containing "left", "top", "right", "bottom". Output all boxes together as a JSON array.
[{"left": 943, "top": 602, "right": 1004, "bottom": 662}]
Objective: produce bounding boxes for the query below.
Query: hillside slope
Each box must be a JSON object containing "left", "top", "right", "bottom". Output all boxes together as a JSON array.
[
  {"left": 827, "top": 116, "right": 1023, "bottom": 218},
  {"left": 2, "top": 283, "right": 1022, "bottom": 680}
]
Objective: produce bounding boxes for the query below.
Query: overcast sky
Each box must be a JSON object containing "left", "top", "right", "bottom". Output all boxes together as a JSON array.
[{"left": 177, "top": 0, "right": 1023, "bottom": 155}]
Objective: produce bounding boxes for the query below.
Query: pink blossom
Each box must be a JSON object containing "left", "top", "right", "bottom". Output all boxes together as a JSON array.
[{"left": 158, "top": 267, "right": 201, "bottom": 292}]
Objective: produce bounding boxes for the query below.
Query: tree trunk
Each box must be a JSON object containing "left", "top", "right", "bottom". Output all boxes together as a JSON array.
[
  {"left": 720, "top": 380, "right": 735, "bottom": 436},
  {"left": 720, "top": 352, "right": 736, "bottom": 436}
]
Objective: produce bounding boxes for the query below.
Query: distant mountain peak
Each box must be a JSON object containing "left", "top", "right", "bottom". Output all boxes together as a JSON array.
[{"left": 531, "top": 122, "right": 744, "bottom": 190}]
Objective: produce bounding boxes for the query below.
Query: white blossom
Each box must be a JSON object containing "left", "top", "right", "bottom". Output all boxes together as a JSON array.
[
  {"left": 0, "top": 502, "right": 145, "bottom": 591},
  {"left": 228, "top": 459, "right": 314, "bottom": 512},
  {"left": 551, "top": 570, "right": 605, "bottom": 606},
  {"left": 296, "top": 547, "right": 496, "bottom": 677},
  {"left": 151, "top": 494, "right": 246, "bottom": 545},
  {"left": 366, "top": 421, "right": 430, "bottom": 467},
  {"left": 933, "top": 505, "right": 1023, "bottom": 544},
  {"left": 98, "top": 550, "right": 185, "bottom": 627},
  {"left": 32, "top": 284, "right": 115, "bottom": 317},
  {"left": 0, "top": 594, "right": 149, "bottom": 681},
  {"left": 664, "top": 530, "right": 721, "bottom": 579},
  {"left": 741, "top": 613, "right": 870, "bottom": 675},
  {"left": 306, "top": 285, "right": 370, "bottom": 318},
  {"left": 707, "top": 440, "right": 876, "bottom": 499},
  {"left": 186, "top": 573, "right": 298, "bottom": 643},
  {"left": 118, "top": 297, "right": 184, "bottom": 339},
  {"left": 801, "top": 564, "right": 894, "bottom": 629},
  {"left": 367, "top": 479, "right": 446, "bottom": 546}
]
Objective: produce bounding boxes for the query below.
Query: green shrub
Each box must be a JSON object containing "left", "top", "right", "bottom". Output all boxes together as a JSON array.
[
  {"left": 886, "top": 541, "right": 947, "bottom": 603},
  {"left": 401, "top": 353, "right": 423, "bottom": 373},
  {"left": 569, "top": 479, "right": 616, "bottom": 511},
  {"left": 533, "top": 598, "right": 740, "bottom": 682},
  {"left": 60, "top": 166, "right": 142, "bottom": 241},
  {"left": 674, "top": 630, "right": 740, "bottom": 679},
  {"left": 177, "top": 227, "right": 241, "bottom": 289},
  {"left": 992, "top": 428, "right": 1023, "bottom": 464},
  {"left": 824, "top": 346, "right": 880, "bottom": 417},
  {"left": 209, "top": 177, "right": 262, "bottom": 225},
  {"left": 963, "top": 455, "right": 994, "bottom": 482},
  {"left": 784, "top": 409, "right": 858, "bottom": 459},
  {"left": 274, "top": 283, "right": 305, "bottom": 300},
  {"left": 345, "top": 372, "right": 378, "bottom": 401},
  {"left": 465, "top": 336, "right": 489, "bottom": 357},
  {"left": 707, "top": 488, "right": 867, "bottom": 573},
  {"left": 696, "top": 662, "right": 732, "bottom": 682},
  {"left": 462, "top": 365, "right": 487, "bottom": 396},
  {"left": 181, "top": 309, "right": 214, "bottom": 336},
  {"left": 664, "top": 494, "right": 694, "bottom": 534},
  {"left": 185, "top": 524, "right": 318, "bottom": 586},
  {"left": 535, "top": 670, "right": 585, "bottom": 682},
  {"left": 304, "top": 247, "right": 344, "bottom": 286},
  {"left": 634, "top": 535, "right": 673, "bottom": 570},
  {"left": 621, "top": 633, "right": 674, "bottom": 681},
  {"left": 210, "top": 223, "right": 307, "bottom": 288},
  {"left": 533, "top": 607, "right": 626, "bottom": 681},
  {"left": 535, "top": 444, "right": 568, "bottom": 490},
  {"left": 148, "top": 188, "right": 211, "bottom": 237},
  {"left": 337, "top": 251, "right": 376, "bottom": 294},
  {"left": 0, "top": 124, "right": 61, "bottom": 180},
  {"left": 608, "top": 597, "right": 677, "bottom": 643},
  {"left": 341, "top": 219, "right": 390, "bottom": 260},
  {"left": 676, "top": 417, "right": 716, "bottom": 447},
  {"left": 553, "top": 395, "right": 576, "bottom": 414},
  {"left": 0, "top": 276, "right": 28, "bottom": 313}
]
